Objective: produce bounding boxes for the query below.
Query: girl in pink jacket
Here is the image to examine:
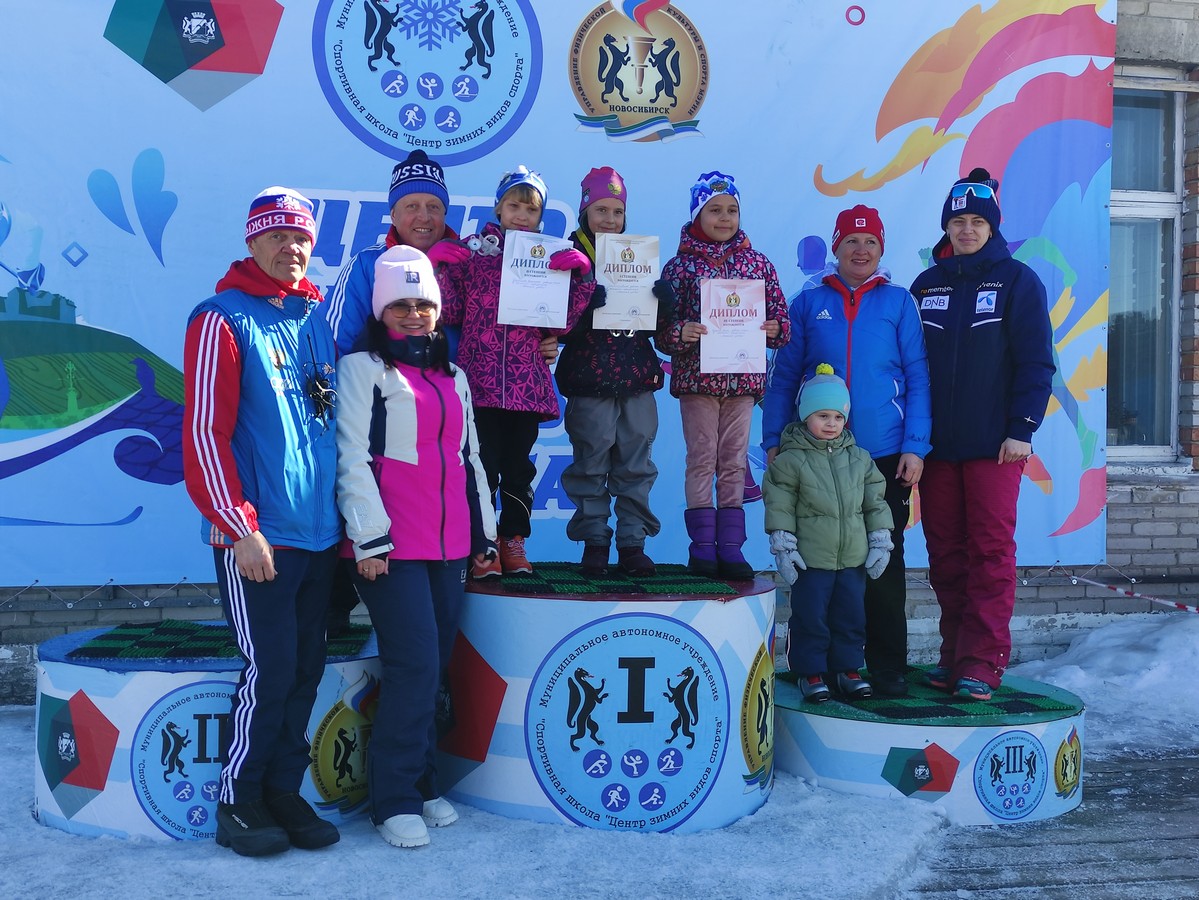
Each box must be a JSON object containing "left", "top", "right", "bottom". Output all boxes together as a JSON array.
[{"left": 434, "top": 167, "right": 598, "bottom": 576}]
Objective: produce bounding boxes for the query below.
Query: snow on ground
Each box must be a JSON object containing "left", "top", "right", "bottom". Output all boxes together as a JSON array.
[{"left": 2, "top": 611, "right": 1194, "bottom": 899}]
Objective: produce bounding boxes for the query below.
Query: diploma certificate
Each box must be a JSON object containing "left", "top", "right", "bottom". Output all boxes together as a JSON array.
[
  {"left": 699, "top": 278, "right": 766, "bottom": 374},
  {"left": 497, "top": 231, "right": 573, "bottom": 328},
  {"left": 592, "top": 233, "right": 659, "bottom": 331}
]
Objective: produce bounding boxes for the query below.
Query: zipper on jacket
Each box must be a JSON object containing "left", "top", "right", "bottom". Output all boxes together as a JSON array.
[
  {"left": 845, "top": 288, "right": 855, "bottom": 387},
  {"left": 423, "top": 367, "right": 450, "bottom": 560},
  {"left": 825, "top": 443, "right": 848, "bottom": 570}
]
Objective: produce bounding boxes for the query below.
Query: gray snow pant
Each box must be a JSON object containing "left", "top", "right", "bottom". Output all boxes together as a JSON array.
[{"left": 562, "top": 392, "right": 661, "bottom": 548}]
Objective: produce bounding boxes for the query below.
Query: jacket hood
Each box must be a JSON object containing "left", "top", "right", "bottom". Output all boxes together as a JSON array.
[
  {"left": 821, "top": 262, "right": 893, "bottom": 290},
  {"left": 215, "top": 258, "right": 323, "bottom": 306},
  {"left": 778, "top": 420, "right": 857, "bottom": 454},
  {"left": 675, "top": 222, "right": 750, "bottom": 262},
  {"left": 931, "top": 228, "right": 1011, "bottom": 271}
]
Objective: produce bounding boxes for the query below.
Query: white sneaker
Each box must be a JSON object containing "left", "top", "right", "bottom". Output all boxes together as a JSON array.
[
  {"left": 377, "top": 814, "right": 429, "bottom": 848},
  {"left": 422, "top": 797, "right": 459, "bottom": 828}
]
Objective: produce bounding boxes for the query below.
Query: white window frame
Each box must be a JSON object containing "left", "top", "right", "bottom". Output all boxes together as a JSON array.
[{"left": 1109, "top": 70, "right": 1185, "bottom": 462}]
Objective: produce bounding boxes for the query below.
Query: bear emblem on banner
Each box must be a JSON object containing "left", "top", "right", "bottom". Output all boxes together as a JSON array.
[
  {"left": 569, "top": 1, "right": 709, "bottom": 142},
  {"left": 312, "top": 0, "right": 542, "bottom": 165}
]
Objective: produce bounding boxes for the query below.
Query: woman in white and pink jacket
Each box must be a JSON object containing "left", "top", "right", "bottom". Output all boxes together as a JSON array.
[{"left": 335, "top": 246, "right": 496, "bottom": 851}]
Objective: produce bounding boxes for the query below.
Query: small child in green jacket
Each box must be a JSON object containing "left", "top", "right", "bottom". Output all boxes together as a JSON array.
[{"left": 763, "top": 364, "right": 894, "bottom": 703}]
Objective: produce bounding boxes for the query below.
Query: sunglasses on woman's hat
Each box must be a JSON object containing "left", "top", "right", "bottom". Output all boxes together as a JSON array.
[{"left": 948, "top": 182, "right": 997, "bottom": 201}]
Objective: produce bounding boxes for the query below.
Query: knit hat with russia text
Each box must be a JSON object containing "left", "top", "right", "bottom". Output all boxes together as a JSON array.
[
  {"left": 389, "top": 150, "right": 450, "bottom": 211},
  {"left": 245, "top": 187, "right": 316, "bottom": 242}
]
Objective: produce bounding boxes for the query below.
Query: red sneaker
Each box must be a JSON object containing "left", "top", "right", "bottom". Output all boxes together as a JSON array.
[
  {"left": 470, "top": 554, "right": 502, "bottom": 580},
  {"left": 499, "top": 535, "right": 533, "bottom": 574}
]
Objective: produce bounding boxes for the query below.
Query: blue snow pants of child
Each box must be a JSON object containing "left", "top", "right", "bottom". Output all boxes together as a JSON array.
[{"left": 787, "top": 565, "right": 868, "bottom": 677}]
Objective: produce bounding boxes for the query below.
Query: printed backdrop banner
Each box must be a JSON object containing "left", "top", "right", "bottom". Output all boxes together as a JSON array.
[{"left": 0, "top": 1, "right": 1113, "bottom": 586}]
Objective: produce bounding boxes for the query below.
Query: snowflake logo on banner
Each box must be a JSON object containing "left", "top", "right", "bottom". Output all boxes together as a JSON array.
[
  {"left": 399, "top": 0, "right": 461, "bottom": 51},
  {"left": 312, "top": 0, "right": 542, "bottom": 164}
]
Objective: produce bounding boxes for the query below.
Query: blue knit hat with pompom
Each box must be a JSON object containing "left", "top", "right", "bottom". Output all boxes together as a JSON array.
[{"left": 798, "top": 363, "right": 850, "bottom": 422}]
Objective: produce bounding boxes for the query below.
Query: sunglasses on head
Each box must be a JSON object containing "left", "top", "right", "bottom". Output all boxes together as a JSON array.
[
  {"left": 386, "top": 300, "right": 438, "bottom": 317},
  {"left": 948, "top": 182, "right": 996, "bottom": 201}
]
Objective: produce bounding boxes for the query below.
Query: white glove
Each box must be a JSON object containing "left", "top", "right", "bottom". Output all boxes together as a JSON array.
[
  {"left": 769, "top": 530, "right": 806, "bottom": 585},
  {"left": 865, "top": 529, "right": 894, "bottom": 580}
]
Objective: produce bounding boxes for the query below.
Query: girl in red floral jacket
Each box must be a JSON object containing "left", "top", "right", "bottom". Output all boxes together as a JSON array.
[
  {"left": 434, "top": 166, "right": 597, "bottom": 577},
  {"left": 657, "top": 170, "right": 790, "bottom": 578}
]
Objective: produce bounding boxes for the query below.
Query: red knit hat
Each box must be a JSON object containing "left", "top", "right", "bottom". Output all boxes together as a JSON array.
[{"left": 831, "top": 204, "right": 884, "bottom": 255}]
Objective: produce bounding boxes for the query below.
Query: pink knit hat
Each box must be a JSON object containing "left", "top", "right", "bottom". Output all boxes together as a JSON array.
[{"left": 579, "top": 166, "right": 627, "bottom": 215}]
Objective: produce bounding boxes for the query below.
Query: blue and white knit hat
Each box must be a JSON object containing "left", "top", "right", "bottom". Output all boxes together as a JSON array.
[
  {"left": 389, "top": 149, "right": 450, "bottom": 211},
  {"left": 689, "top": 170, "right": 739, "bottom": 222},
  {"left": 798, "top": 363, "right": 851, "bottom": 422},
  {"left": 495, "top": 165, "right": 547, "bottom": 206}
]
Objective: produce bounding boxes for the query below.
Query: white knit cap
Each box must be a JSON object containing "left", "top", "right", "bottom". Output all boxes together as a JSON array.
[{"left": 372, "top": 245, "right": 441, "bottom": 321}]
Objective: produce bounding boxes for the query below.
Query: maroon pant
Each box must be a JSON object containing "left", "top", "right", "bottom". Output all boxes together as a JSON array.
[{"left": 919, "top": 457, "right": 1025, "bottom": 688}]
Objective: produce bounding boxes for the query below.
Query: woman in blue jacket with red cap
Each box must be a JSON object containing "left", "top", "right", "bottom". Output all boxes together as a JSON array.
[
  {"left": 762, "top": 204, "right": 930, "bottom": 697},
  {"left": 908, "top": 167, "right": 1055, "bottom": 701}
]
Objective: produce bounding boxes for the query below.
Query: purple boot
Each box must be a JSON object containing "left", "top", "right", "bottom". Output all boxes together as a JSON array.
[
  {"left": 684, "top": 508, "right": 718, "bottom": 577},
  {"left": 715, "top": 507, "right": 755, "bottom": 580}
]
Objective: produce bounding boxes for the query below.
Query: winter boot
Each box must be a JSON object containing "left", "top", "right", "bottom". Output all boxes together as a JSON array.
[
  {"left": 580, "top": 544, "right": 610, "bottom": 577},
  {"left": 215, "top": 799, "right": 290, "bottom": 857},
  {"left": 835, "top": 671, "right": 873, "bottom": 701},
  {"left": 684, "top": 508, "right": 718, "bottom": 577},
  {"left": 715, "top": 507, "right": 755, "bottom": 580},
  {"left": 799, "top": 675, "right": 830, "bottom": 704},
  {"left": 264, "top": 789, "right": 340, "bottom": 849},
  {"left": 499, "top": 535, "right": 533, "bottom": 574},
  {"left": 617, "top": 545, "right": 656, "bottom": 578}
]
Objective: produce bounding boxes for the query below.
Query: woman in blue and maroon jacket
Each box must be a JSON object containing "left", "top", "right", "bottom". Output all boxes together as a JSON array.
[
  {"left": 908, "top": 167, "right": 1055, "bottom": 702},
  {"left": 335, "top": 246, "right": 497, "bottom": 850}
]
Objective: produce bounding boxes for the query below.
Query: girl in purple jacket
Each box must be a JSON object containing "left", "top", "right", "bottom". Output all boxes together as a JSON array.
[
  {"left": 658, "top": 171, "right": 790, "bottom": 578},
  {"left": 435, "top": 167, "right": 597, "bottom": 576}
]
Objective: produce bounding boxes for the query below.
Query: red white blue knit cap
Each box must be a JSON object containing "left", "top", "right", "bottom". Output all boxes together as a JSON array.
[
  {"left": 372, "top": 245, "right": 440, "bottom": 321},
  {"left": 689, "top": 170, "right": 739, "bottom": 222},
  {"left": 245, "top": 187, "right": 316, "bottom": 242}
]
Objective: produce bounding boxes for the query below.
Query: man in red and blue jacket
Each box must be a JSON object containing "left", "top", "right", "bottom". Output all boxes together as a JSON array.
[{"left": 183, "top": 187, "right": 341, "bottom": 857}]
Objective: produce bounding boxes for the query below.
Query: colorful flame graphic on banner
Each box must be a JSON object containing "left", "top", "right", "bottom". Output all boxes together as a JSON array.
[
  {"left": 816, "top": 0, "right": 1115, "bottom": 543},
  {"left": 621, "top": 0, "right": 670, "bottom": 32}
]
